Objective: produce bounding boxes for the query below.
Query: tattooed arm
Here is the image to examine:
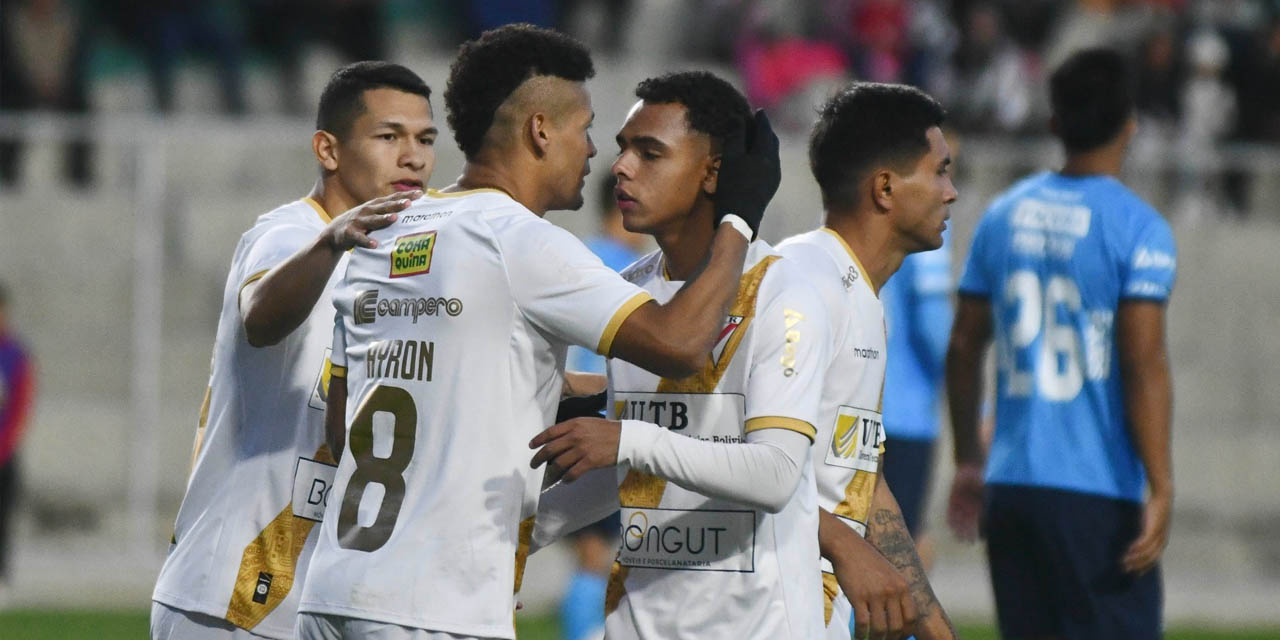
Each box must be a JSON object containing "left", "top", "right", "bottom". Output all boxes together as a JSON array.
[{"left": 866, "top": 473, "right": 958, "bottom": 640}]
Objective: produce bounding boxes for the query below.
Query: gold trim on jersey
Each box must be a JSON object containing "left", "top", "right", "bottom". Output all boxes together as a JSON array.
[
  {"left": 426, "top": 187, "right": 508, "bottom": 198},
  {"left": 328, "top": 358, "right": 347, "bottom": 379},
  {"left": 173, "top": 385, "right": 214, "bottom": 544},
  {"left": 822, "top": 440, "right": 886, "bottom": 620},
  {"left": 239, "top": 269, "right": 270, "bottom": 296},
  {"left": 823, "top": 571, "right": 841, "bottom": 625},
  {"left": 820, "top": 227, "right": 879, "bottom": 296},
  {"left": 743, "top": 416, "right": 817, "bottom": 441},
  {"left": 513, "top": 516, "right": 535, "bottom": 593},
  {"left": 225, "top": 443, "right": 337, "bottom": 630},
  {"left": 302, "top": 197, "right": 332, "bottom": 224},
  {"left": 596, "top": 292, "right": 656, "bottom": 356},
  {"left": 605, "top": 255, "right": 780, "bottom": 615}
]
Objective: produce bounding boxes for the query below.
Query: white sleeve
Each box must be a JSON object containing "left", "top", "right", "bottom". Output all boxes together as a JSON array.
[
  {"left": 329, "top": 311, "right": 348, "bottom": 372},
  {"left": 617, "top": 419, "right": 810, "bottom": 514},
  {"left": 743, "top": 273, "right": 829, "bottom": 440},
  {"left": 238, "top": 222, "right": 315, "bottom": 289},
  {"left": 499, "top": 217, "right": 653, "bottom": 355},
  {"left": 530, "top": 467, "right": 620, "bottom": 553}
]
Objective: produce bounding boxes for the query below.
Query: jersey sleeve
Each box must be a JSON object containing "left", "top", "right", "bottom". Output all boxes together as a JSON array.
[
  {"left": 957, "top": 212, "right": 996, "bottom": 297},
  {"left": 237, "top": 222, "right": 316, "bottom": 291},
  {"left": 743, "top": 273, "right": 830, "bottom": 442},
  {"left": 1121, "top": 215, "right": 1177, "bottom": 302},
  {"left": 501, "top": 218, "right": 654, "bottom": 354}
]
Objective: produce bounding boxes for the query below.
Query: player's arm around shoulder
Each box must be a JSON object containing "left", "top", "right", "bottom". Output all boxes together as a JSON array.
[{"left": 241, "top": 192, "right": 420, "bottom": 347}]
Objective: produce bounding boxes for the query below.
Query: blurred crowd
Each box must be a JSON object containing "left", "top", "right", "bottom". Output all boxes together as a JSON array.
[{"left": 2, "top": 0, "right": 1279, "bottom": 195}]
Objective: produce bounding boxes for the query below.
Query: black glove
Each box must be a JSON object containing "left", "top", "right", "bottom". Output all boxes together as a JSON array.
[
  {"left": 555, "top": 391, "right": 607, "bottom": 423},
  {"left": 712, "top": 109, "right": 781, "bottom": 239}
]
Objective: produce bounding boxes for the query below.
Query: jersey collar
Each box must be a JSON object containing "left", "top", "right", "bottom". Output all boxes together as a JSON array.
[
  {"left": 302, "top": 197, "right": 333, "bottom": 224},
  {"left": 820, "top": 227, "right": 879, "bottom": 296}
]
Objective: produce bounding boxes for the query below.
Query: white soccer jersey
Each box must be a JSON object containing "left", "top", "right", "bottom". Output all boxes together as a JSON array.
[
  {"left": 152, "top": 197, "right": 345, "bottom": 639},
  {"left": 602, "top": 241, "right": 827, "bottom": 640},
  {"left": 778, "top": 228, "right": 888, "bottom": 637},
  {"left": 298, "top": 189, "right": 653, "bottom": 639}
]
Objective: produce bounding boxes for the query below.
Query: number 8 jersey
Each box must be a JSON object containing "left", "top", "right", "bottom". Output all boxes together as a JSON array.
[
  {"left": 298, "top": 189, "right": 653, "bottom": 638},
  {"left": 959, "top": 172, "right": 1177, "bottom": 502}
]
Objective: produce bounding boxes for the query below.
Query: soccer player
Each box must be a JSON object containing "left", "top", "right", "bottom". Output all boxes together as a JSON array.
[
  {"left": 777, "top": 82, "right": 957, "bottom": 640},
  {"left": 946, "top": 48, "right": 1176, "bottom": 640},
  {"left": 527, "top": 69, "right": 828, "bottom": 639},
  {"left": 295, "top": 28, "right": 779, "bottom": 640},
  {"left": 150, "top": 61, "right": 436, "bottom": 640},
  {"left": 879, "top": 232, "right": 953, "bottom": 554}
]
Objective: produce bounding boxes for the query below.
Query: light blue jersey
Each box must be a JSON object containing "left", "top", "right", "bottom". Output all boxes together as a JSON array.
[
  {"left": 959, "top": 172, "right": 1176, "bottom": 502},
  {"left": 882, "top": 231, "right": 953, "bottom": 442}
]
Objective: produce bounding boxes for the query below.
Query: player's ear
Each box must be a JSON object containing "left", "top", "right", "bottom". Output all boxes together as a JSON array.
[
  {"left": 702, "top": 154, "right": 721, "bottom": 196},
  {"left": 528, "top": 112, "right": 551, "bottom": 158},
  {"left": 313, "top": 130, "right": 340, "bottom": 172},
  {"left": 870, "top": 168, "right": 894, "bottom": 212}
]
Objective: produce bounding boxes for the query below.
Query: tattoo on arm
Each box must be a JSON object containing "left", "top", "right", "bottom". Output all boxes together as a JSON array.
[{"left": 868, "top": 508, "right": 957, "bottom": 637}]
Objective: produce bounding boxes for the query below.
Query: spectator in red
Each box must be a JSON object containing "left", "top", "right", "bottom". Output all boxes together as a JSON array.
[{"left": 0, "top": 282, "right": 34, "bottom": 588}]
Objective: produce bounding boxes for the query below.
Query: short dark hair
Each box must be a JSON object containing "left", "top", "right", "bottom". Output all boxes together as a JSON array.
[
  {"left": 1050, "top": 48, "right": 1133, "bottom": 153},
  {"left": 634, "top": 71, "right": 751, "bottom": 153},
  {"left": 809, "top": 82, "right": 946, "bottom": 210},
  {"left": 316, "top": 61, "right": 432, "bottom": 139},
  {"left": 445, "top": 24, "right": 595, "bottom": 160}
]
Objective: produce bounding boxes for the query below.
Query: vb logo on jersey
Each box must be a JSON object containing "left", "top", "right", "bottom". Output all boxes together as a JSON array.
[{"left": 390, "top": 231, "right": 437, "bottom": 278}]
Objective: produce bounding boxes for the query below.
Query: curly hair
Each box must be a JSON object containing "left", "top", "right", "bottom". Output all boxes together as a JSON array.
[
  {"left": 445, "top": 24, "right": 595, "bottom": 160},
  {"left": 316, "top": 61, "right": 431, "bottom": 139},
  {"left": 634, "top": 71, "right": 751, "bottom": 152},
  {"left": 809, "top": 82, "right": 945, "bottom": 210}
]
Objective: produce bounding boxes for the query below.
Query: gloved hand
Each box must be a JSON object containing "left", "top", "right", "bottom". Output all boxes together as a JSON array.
[{"left": 713, "top": 109, "right": 781, "bottom": 239}]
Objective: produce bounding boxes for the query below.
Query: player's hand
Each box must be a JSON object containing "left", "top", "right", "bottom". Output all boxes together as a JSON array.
[
  {"left": 325, "top": 190, "right": 422, "bottom": 251},
  {"left": 712, "top": 109, "right": 780, "bottom": 238},
  {"left": 529, "top": 417, "right": 621, "bottom": 484},
  {"left": 830, "top": 533, "right": 918, "bottom": 640},
  {"left": 946, "top": 462, "right": 984, "bottom": 542},
  {"left": 1121, "top": 490, "right": 1171, "bottom": 574}
]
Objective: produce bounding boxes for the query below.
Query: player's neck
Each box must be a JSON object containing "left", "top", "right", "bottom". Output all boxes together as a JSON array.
[
  {"left": 451, "top": 163, "right": 537, "bottom": 214},
  {"left": 1060, "top": 145, "right": 1125, "bottom": 178},
  {"left": 824, "top": 213, "right": 900, "bottom": 295},
  {"left": 655, "top": 206, "right": 717, "bottom": 281},
  {"left": 309, "top": 180, "right": 355, "bottom": 220}
]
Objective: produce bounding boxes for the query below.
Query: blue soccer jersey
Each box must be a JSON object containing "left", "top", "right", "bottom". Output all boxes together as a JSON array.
[
  {"left": 882, "top": 231, "right": 953, "bottom": 442},
  {"left": 958, "top": 172, "right": 1176, "bottom": 502}
]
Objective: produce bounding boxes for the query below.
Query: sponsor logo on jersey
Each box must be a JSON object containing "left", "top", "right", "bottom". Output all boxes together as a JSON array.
[
  {"left": 1012, "top": 199, "right": 1091, "bottom": 237},
  {"left": 618, "top": 507, "right": 756, "bottom": 572},
  {"left": 292, "top": 456, "right": 338, "bottom": 522},
  {"left": 851, "top": 346, "right": 880, "bottom": 360},
  {"left": 842, "top": 265, "right": 859, "bottom": 290},
  {"left": 826, "top": 406, "right": 883, "bottom": 472},
  {"left": 354, "top": 289, "right": 463, "bottom": 324},
  {"left": 390, "top": 231, "right": 437, "bottom": 278},
  {"left": 613, "top": 392, "right": 744, "bottom": 437},
  {"left": 1133, "top": 247, "right": 1176, "bottom": 270},
  {"left": 252, "top": 572, "right": 273, "bottom": 604},
  {"left": 711, "top": 315, "right": 744, "bottom": 367}
]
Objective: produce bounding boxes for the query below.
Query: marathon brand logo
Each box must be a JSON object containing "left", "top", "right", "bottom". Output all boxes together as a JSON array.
[
  {"left": 390, "top": 231, "right": 437, "bottom": 278},
  {"left": 851, "top": 346, "right": 880, "bottom": 360},
  {"left": 354, "top": 289, "right": 463, "bottom": 324},
  {"left": 826, "top": 405, "right": 884, "bottom": 473},
  {"left": 252, "top": 572, "right": 273, "bottom": 604},
  {"left": 292, "top": 456, "right": 338, "bottom": 522},
  {"left": 618, "top": 507, "right": 756, "bottom": 572},
  {"left": 612, "top": 392, "right": 744, "bottom": 438}
]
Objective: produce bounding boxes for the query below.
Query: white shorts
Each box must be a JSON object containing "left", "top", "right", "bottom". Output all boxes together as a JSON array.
[
  {"left": 150, "top": 601, "right": 276, "bottom": 640},
  {"left": 295, "top": 612, "right": 498, "bottom": 640}
]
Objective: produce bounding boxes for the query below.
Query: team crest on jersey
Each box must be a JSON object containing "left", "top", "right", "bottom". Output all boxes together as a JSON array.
[
  {"left": 390, "top": 231, "right": 437, "bottom": 278},
  {"left": 711, "top": 315, "right": 744, "bottom": 367}
]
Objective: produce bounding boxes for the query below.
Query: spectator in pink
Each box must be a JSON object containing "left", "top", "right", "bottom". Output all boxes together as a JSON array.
[{"left": 0, "top": 282, "right": 34, "bottom": 589}]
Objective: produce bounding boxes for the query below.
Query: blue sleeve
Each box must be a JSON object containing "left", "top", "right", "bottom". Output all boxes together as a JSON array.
[
  {"left": 958, "top": 212, "right": 996, "bottom": 297},
  {"left": 906, "top": 247, "right": 953, "bottom": 375},
  {"left": 1121, "top": 214, "right": 1177, "bottom": 301}
]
